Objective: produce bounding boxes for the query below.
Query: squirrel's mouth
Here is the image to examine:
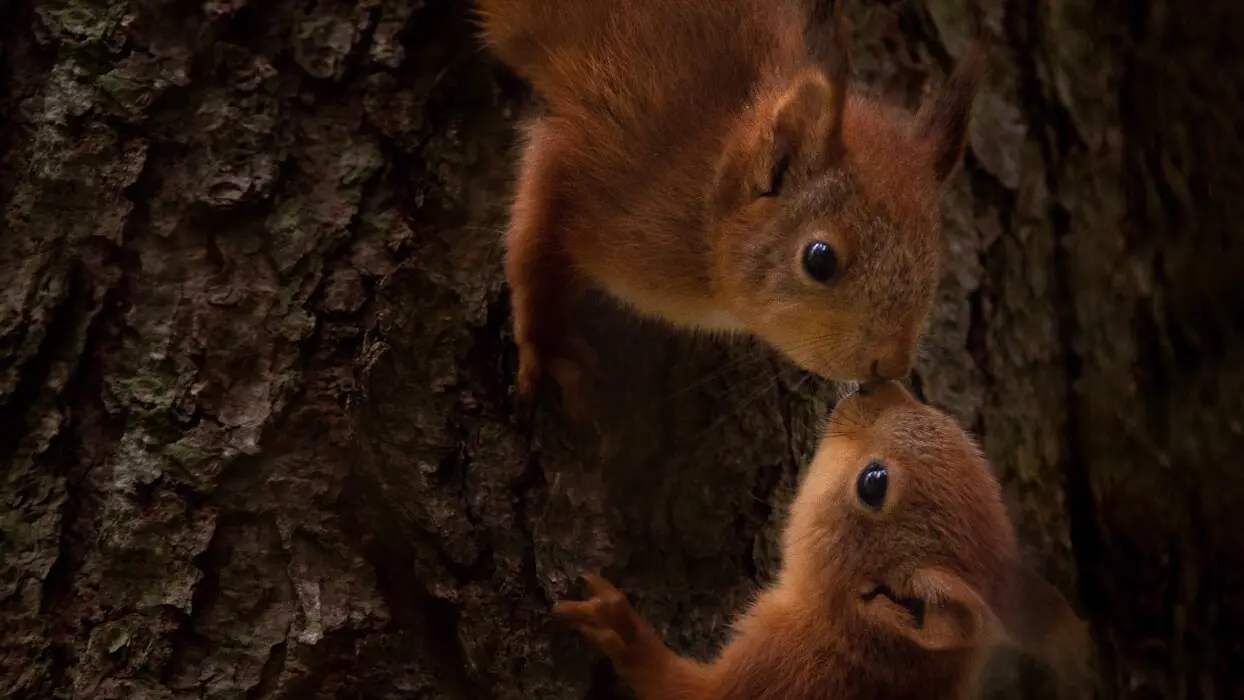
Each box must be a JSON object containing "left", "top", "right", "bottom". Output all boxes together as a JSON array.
[{"left": 862, "top": 584, "right": 927, "bottom": 628}]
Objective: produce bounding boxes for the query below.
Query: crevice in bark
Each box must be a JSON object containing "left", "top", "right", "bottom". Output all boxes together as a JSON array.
[
  {"left": 160, "top": 521, "right": 226, "bottom": 685},
  {"left": 273, "top": 628, "right": 368, "bottom": 700},
  {"left": 907, "top": 1, "right": 967, "bottom": 66},
  {"left": 38, "top": 269, "right": 128, "bottom": 695},
  {"left": 1004, "top": 0, "right": 1105, "bottom": 613},
  {"left": 585, "top": 656, "right": 620, "bottom": 700},
  {"left": 1014, "top": 2, "right": 1105, "bottom": 617},
  {"left": 366, "top": 541, "right": 476, "bottom": 700},
  {"left": 1004, "top": 0, "right": 1085, "bottom": 155},
  {"left": 961, "top": 148, "right": 1016, "bottom": 441},
  {"left": 963, "top": 285, "right": 988, "bottom": 438},
  {"left": 986, "top": 14, "right": 1112, "bottom": 699},
  {"left": 0, "top": 1, "right": 58, "bottom": 127},
  {"left": 1131, "top": 300, "right": 1169, "bottom": 456},
  {"left": 1050, "top": 203, "right": 1104, "bottom": 614},
  {"left": 512, "top": 464, "right": 550, "bottom": 612},
  {"left": 246, "top": 641, "right": 288, "bottom": 700},
  {"left": 0, "top": 261, "right": 76, "bottom": 460},
  {"left": 468, "top": 277, "right": 521, "bottom": 416}
]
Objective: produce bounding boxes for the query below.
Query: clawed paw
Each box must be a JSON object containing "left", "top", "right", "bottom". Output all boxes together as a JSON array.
[{"left": 553, "top": 574, "right": 640, "bottom": 660}]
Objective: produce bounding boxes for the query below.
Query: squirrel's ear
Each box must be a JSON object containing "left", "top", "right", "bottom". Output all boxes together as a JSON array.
[
  {"left": 769, "top": 63, "right": 848, "bottom": 176},
  {"left": 799, "top": 0, "right": 852, "bottom": 162},
  {"left": 710, "top": 64, "right": 847, "bottom": 215},
  {"left": 863, "top": 568, "right": 995, "bottom": 652},
  {"left": 916, "top": 43, "right": 987, "bottom": 184},
  {"left": 804, "top": 0, "right": 854, "bottom": 96},
  {"left": 994, "top": 563, "right": 1097, "bottom": 688}
]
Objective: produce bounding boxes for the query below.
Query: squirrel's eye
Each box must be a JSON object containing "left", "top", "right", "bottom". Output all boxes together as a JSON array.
[
  {"left": 856, "top": 461, "right": 888, "bottom": 509},
  {"left": 801, "top": 240, "right": 839, "bottom": 284}
]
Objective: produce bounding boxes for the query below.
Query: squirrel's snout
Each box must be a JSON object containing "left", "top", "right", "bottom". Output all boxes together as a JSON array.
[{"left": 869, "top": 343, "right": 916, "bottom": 382}]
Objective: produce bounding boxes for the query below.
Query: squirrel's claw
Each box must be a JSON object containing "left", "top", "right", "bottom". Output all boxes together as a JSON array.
[{"left": 554, "top": 573, "right": 640, "bottom": 657}]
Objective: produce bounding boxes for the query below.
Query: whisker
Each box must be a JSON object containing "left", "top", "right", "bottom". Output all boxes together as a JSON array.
[
  {"left": 790, "top": 372, "right": 812, "bottom": 396},
  {"left": 655, "top": 348, "right": 786, "bottom": 401},
  {"left": 455, "top": 224, "right": 508, "bottom": 235},
  {"left": 914, "top": 335, "right": 934, "bottom": 362},
  {"left": 833, "top": 380, "right": 860, "bottom": 401},
  {"left": 642, "top": 330, "right": 848, "bottom": 410},
  {"left": 680, "top": 369, "right": 784, "bottom": 448}
]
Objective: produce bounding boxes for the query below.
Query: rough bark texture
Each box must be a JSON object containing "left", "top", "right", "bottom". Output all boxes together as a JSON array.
[{"left": 1, "top": 1, "right": 1240, "bottom": 699}]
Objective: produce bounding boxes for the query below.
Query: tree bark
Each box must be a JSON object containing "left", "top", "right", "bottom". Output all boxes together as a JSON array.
[{"left": 1, "top": 1, "right": 1239, "bottom": 699}]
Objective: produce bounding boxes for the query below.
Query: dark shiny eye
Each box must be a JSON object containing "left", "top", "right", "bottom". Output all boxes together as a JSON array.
[
  {"left": 856, "top": 461, "right": 888, "bottom": 509},
  {"left": 801, "top": 240, "right": 839, "bottom": 284}
]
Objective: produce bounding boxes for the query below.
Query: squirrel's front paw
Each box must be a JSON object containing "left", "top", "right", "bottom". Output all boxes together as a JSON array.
[
  {"left": 516, "top": 332, "right": 602, "bottom": 422},
  {"left": 553, "top": 574, "right": 642, "bottom": 661},
  {"left": 548, "top": 332, "right": 602, "bottom": 421},
  {"left": 515, "top": 339, "right": 545, "bottom": 402}
]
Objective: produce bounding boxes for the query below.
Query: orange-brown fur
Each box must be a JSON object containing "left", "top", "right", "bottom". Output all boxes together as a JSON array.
[
  {"left": 555, "top": 381, "right": 1094, "bottom": 699},
  {"left": 474, "top": 0, "right": 985, "bottom": 414}
]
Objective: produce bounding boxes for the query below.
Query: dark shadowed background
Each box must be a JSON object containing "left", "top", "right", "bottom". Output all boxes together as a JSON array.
[{"left": 1, "top": 0, "right": 1241, "bottom": 698}]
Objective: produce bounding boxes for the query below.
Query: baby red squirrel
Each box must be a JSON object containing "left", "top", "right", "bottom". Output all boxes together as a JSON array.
[
  {"left": 475, "top": 0, "right": 985, "bottom": 415},
  {"left": 554, "top": 380, "right": 1095, "bottom": 699}
]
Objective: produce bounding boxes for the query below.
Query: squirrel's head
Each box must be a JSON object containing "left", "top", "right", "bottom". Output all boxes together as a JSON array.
[
  {"left": 783, "top": 380, "right": 1092, "bottom": 671},
  {"left": 707, "top": 39, "right": 984, "bottom": 383}
]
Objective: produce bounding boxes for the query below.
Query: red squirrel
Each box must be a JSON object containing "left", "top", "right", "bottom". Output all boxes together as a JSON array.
[
  {"left": 554, "top": 380, "right": 1095, "bottom": 699},
  {"left": 475, "top": 0, "right": 985, "bottom": 415}
]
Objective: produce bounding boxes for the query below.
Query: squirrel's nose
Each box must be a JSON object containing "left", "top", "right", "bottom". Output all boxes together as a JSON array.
[{"left": 869, "top": 348, "right": 914, "bottom": 381}]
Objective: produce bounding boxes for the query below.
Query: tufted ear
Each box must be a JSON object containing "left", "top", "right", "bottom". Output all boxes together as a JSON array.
[
  {"left": 861, "top": 568, "right": 997, "bottom": 652},
  {"left": 803, "top": 0, "right": 854, "bottom": 121},
  {"left": 710, "top": 64, "right": 848, "bottom": 216},
  {"left": 770, "top": 63, "right": 848, "bottom": 175},
  {"left": 915, "top": 44, "right": 987, "bottom": 184},
  {"left": 994, "top": 562, "right": 1097, "bottom": 688}
]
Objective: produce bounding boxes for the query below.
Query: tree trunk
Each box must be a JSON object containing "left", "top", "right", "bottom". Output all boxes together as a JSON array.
[{"left": 1, "top": 1, "right": 1239, "bottom": 699}]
